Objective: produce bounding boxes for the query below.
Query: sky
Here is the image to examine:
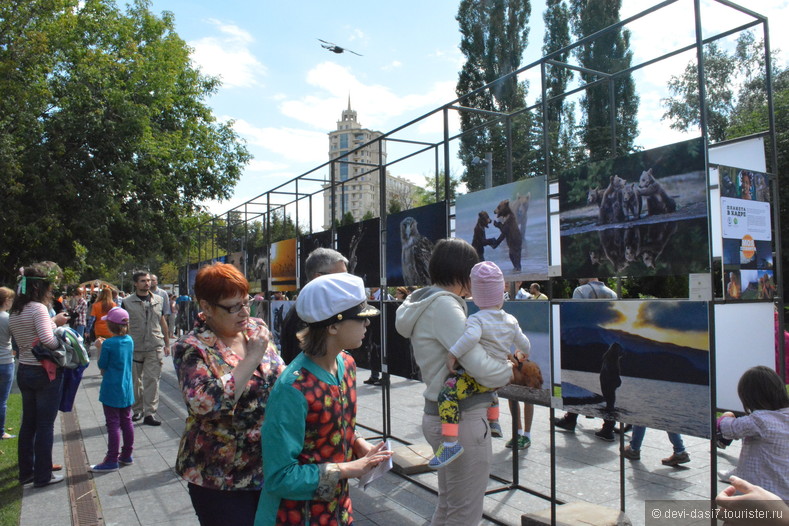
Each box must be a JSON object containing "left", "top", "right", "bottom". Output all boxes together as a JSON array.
[{"left": 144, "top": 0, "right": 789, "bottom": 225}]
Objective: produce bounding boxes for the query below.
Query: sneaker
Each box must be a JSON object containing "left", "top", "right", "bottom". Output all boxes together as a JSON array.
[
  {"left": 1, "top": 432, "right": 16, "bottom": 439},
  {"left": 143, "top": 415, "right": 162, "bottom": 426},
  {"left": 89, "top": 461, "right": 119, "bottom": 472},
  {"left": 34, "top": 474, "right": 64, "bottom": 488},
  {"left": 661, "top": 451, "right": 690, "bottom": 466},
  {"left": 553, "top": 416, "right": 576, "bottom": 432},
  {"left": 428, "top": 443, "right": 464, "bottom": 468},
  {"left": 363, "top": 376, "right": 380, "bottom": 385},
  {"left": 132, "top": 412, "right": 143, "bottom": 422},
  {"left": 489, "top": 421, "right": 503, "bottom": 438},
  {"left": 505, "top": 435, "right": 531, "bottom": 449},
  {"left": 595, "top": 428, "right": 615, "bottom": 442},
  {"left": 623, "top": 445, "right": 640, "bottom": 460},
  {"left": 119, "top": 456, "right": 134, "bottom": 466}
]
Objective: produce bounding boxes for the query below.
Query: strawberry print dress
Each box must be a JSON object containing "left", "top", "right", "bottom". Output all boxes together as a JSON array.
[{"left": 256, "top": 351, "right": 358, "bottom": 526}]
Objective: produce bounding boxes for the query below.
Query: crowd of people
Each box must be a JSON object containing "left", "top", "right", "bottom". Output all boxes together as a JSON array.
[{"left": 0, "top": 246, "right": 786, "bottom": 526}]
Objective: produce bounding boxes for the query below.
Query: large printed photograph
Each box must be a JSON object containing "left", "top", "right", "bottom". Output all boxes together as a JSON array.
[
  {"left": 560, "top": 301, "right": 710, "bottom": 438},
  {"left": 468, "top": 300, "right": 552, "bottom": 406},
  {"left": 560, "top": 138, "right": 709, "bottom": 278},
  {"left": 385, "top": 201, "right": 447, "bottom": 287},
  {"left": 336, "top": 217, "right": 381, "bottom": 286},
  {"left": 455, "top": 177, "right": 548, "bottom": 280},
  {"left": 298, "top": 230, "right": 333, "bottom": 288},
  {"left": 269, "top": 238, "right": 297, "bottom": 292}
]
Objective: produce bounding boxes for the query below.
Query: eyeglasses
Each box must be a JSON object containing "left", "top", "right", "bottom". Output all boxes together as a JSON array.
[{"left": 211, "top": 301, "right": 251, "bottom": 314}]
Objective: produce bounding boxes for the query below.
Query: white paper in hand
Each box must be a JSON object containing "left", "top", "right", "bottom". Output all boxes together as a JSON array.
[{"left": 357, "top": 440, "right": 393, "bottom": 491}]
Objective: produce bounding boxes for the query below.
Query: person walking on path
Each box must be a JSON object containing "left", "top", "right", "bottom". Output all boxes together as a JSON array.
[
  {"left": 90, "top": 307, "right": 135, "bottom": 472},
  {"left": 554, "top": 278, "right": 620, "bottom": 440},
  {"left": 279, "top": 248, "right": 347, "bottom": 365},
  {"left": 0, "top": 286, "right": 16, "bottom": 440},
  {"left": 9, "top": 262, "right": 70, "bottom": 487},
  {"left": 150, "top": 275, "right": 172, "bottom": 335},
  {"left": 396, "top": 238, "right": 510, "bottom": 525},
  {"left": 257, "top": 272, "right": 391, "bottom": 526},
  {"left": 173, "top": 263, "right": 285, "bottom": 526},
  {"left": 125, "top": 271, "right": 169, "bottom": 426}
]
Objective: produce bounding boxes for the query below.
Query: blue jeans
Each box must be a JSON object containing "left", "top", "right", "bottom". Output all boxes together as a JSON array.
[
  {"left": 629, "top": 425, "right": 685, "bottom": 454},
  {"left": 16, "top": 364, "right": 63, "bottom": 484},
  {"left": 75, "top": 325, "right": 85, "bottom": 338},
  {"left": 0, "top": 362, "right": 14, "bottom": 435}
]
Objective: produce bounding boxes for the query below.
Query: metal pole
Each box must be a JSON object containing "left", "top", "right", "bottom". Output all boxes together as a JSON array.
[{"left": 485, "top": 152, "right": 493, "bottom": 189}]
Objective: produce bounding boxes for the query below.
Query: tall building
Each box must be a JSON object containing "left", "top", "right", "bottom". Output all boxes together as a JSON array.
[{"left": 323, "top": 99, "right": 417, "bottom": 229}]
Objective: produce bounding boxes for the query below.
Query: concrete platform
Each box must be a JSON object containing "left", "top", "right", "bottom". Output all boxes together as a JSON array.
[{"left": 17, "top": 357, "right": 738, "bottom": 526}]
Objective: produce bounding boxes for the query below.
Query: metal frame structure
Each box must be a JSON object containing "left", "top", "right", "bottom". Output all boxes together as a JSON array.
[{"left": 186, "top": 1, "right": 780, "bottom": 524}]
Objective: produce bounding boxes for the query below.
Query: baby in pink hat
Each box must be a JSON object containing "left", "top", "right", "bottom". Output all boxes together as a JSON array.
[{"left": 429, "top": 261, "right": 531, "bottom": 468}]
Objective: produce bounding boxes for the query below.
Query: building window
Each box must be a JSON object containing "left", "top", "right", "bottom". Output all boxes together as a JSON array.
[{"left": 340, "top": 134, "right": 349, "bottom": 149}]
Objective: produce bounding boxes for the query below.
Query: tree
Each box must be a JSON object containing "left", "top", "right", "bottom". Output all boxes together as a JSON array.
[
  {"left": 414, "top": 170, "right": 460, "bottom": 206},
  {"left": 538, "top": 0, "right": 576, "bottom": 175},
  {"left": 456, "top": 0, "right": 534, "bottom": 191},
  {"left": 0, "top": 0, "right": 250, "bottom": 284},
  {"left": 387, "top": 199, "right": 402, "bottom": 215},
  {"left": 662, "top": 42, "right": 737, "bottom": 142},
  {"left": 570, "top": 0, "right": 639, "bottom": 161}
]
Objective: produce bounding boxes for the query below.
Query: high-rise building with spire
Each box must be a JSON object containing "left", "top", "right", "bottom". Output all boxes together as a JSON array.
[{"left": 323, "top": 99, "right": 417, "bottom": 228}]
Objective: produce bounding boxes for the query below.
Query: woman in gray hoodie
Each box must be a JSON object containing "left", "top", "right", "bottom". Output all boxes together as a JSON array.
[{"left": 395, "top": 239, "right": 512, "bottom": 525}]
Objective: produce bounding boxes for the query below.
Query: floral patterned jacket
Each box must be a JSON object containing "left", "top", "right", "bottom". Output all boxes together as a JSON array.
[{"left": 173, "top": 316, "right": 285, "bottom": 490}]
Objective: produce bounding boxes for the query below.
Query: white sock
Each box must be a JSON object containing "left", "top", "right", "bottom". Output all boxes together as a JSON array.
[
  {"left": 518, "top": 430, "right": 531, "bottom": 438},
  {"left": 443, "top": 441, "right": 457, "bottom": 447}
]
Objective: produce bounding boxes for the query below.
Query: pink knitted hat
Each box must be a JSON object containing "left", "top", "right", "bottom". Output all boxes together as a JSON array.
[{"left": 470, "top": 261, "right": 504, "bottom": 309}]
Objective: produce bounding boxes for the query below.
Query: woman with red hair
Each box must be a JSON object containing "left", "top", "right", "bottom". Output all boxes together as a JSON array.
[{"left": 173, "top": 263, "right": 285, "bottom": 526}]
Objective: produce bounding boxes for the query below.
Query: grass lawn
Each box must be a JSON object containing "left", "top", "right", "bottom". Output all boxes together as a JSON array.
[{"left": 0, "top": 393, "right": 22, "bottom": 526}]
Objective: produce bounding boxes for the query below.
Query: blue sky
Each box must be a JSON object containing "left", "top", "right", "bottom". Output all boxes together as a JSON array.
[{"left": 145, "top": 0, "right": 789, "bottom": 222}]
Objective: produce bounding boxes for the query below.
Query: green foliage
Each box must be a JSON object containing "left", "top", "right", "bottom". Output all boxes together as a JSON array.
[
  {"left": 361, "top": 210, "right": 376, "bottom": 221},
  {"left": 0, "top": 0, "right": 250, "bottom": 284},
  {"left": 538, "top": 0, "right": 578, "bottom": 176},
  {"left": 570, "top": 0, "right": 639, "bottom": 161},
  {"left": 387, "top": 198, "right": 402, "bottom": 215},
  {"left": 456, "top": 0, "right": 535, "bottom": 191},
  {"left": 0, "top": 394, "right": 22, "bottom": 526},
  {"left": 662, "top": 42, "right": 737, "bottom": 142},
  {"left": 415, "top": 170, "right": 459, "bottom": 206}
]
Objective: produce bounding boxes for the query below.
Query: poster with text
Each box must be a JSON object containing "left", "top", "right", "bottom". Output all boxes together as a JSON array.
[
  {"left": 716, "top": 165, "right": 775, "bottom": 300},
  {"left": 560, "top": 300, "right": 710, "bottom": 438},
  {"left": 269, "top": 238, "right": 297, "bottom": 292},
  {"left": 560, "top": 138, "right": 709, "bottom": 278},
  {"left": 336, "top": 218, "right": 381, "bottom": 285},
  {"left": 386, "top": 202, "right": 447, "bottom": 287},
  {"left": 298, "top": 230, "right": 333, "bottom": 288},
  {"left": 455, "top": 177, "right": 548, "bottom": 280}
]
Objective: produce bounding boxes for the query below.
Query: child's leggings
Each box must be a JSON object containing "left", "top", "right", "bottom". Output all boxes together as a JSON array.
[{"left": 438, "top": 371, "right": 498, "bottom": 437}]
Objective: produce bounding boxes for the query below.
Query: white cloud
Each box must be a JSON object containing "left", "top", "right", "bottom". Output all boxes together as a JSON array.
[
  {"left": 189, "top": 20, "right": 265, "bottom": 88},
  {"left": 381, "top": 60, "right": 403, "bottom": 71},
  {"left": 246, "top": 159, "right": 290, "bottom": 173},
  {"left": 279, "top": 62, "right": 458, "bottom": 132},
  {"left": 231, "top": 119, "right": 327, "bottom": 164}
]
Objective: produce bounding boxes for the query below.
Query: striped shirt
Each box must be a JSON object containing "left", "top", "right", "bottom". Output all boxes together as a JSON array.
[{"left": 9, "top": 301, "right": 58, "bottom": 367}]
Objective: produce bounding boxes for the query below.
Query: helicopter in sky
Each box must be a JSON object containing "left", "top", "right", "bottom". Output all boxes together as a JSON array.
[{"left": 318, "top": 39, "right": 362, "bottom": 56}]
